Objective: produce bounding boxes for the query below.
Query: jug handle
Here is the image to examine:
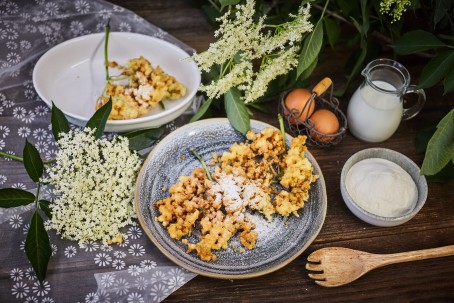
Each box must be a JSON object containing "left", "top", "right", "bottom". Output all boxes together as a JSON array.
[{"left": 402, "top": 85, "right": 426, "bottom": 121}]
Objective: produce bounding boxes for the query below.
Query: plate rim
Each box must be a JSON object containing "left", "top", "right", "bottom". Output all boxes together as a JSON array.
[
  {"left": 134, "top": 118, "right": 327, "bottom": 278},
  {"left": 32, "top": 31, "right": 200, "bottom": 127}
]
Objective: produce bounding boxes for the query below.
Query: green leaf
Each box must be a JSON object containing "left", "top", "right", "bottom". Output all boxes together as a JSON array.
[
  {"left": 190, "top": 98, "right": 214, "bottom": 123},
  {"left": 324, "top": 18, "right": 340, "bottom": 48},
  {"left": 359, "top": 0, "right": 369, "bottom": 36},
  {"left": 350, "top": 17, "right": 364, "bottom": 37},
  {"left": 201, "top": 4, "right": 222, "bottom": 25},
  {"left": 421, "top": 109, "right": 454, "bottom": 176},
  {"left": 124, "top": 126, "right": 165, "bottom": 151},
  {"left": 419, "top": 50, "right": 454, "bottom": 89},
  {"left": 219, "top": 0, "right": 241, "bottom": 10},
  {"left": 25, "top": 210, "right": 51, "bottom": 284},
  {"left": 297, "top": 20, "right": 323, "bottom": 78},
  {"left": 394, "top": 30, "right": 447, "bottom": 55},
  {"left": 298, "top": 56, "right": 318, "bottom": 82},
  {"left": 39, "top": 200, "right": 52, "bottom": 219},
  {"left": 434, "top": 0, "right": 452, "bottom": 28},
  {"left": 443, "top": 69, "right": 454, "bottom": 94},
  {"left": 344, "top": 43, "right": 367, "bottom": 91},
  {"left": 85, "top": 98, "right": 112, "bottom": 139},
  {"left": 23, "top": 140, "right": 43, "bottom": 182},
  {"left": 337, "top": 0, "right": 359, "bottom": 18},
  {"left": 224, "top": 88, "right": 250, "bottom": 135},
  {"left": 247, "top": 102, "right": 272, "bottom": 114},
  {"left": 416, "top": 125, "right": 437, "bottom": 154},
  {"left": 425, "top": 160, "right": 454, "bottom": 182},
  {"left": 51, "top": 101, "right": 70, "bottom": 142},
  {"left": 0, "top": 188, "right": 35, "bottom": 208}
]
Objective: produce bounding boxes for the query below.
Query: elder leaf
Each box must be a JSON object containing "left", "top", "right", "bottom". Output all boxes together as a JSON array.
[
  {"left": 190, "top": 98, "right": 213, "bottom": 123},
  {"left": 25, "top": 210, "right": 51, "bottom": 285},
  {"left": 324, "top": 18, "right": 340, "bottom": 48},
  {"left": 23, "top": 140, "right": 43, "bottom": 182},
  {"left": 219, "top": 0, "right": 241, "bottom": 10},
  {"left": 419, "top": 50, "right": 454, "bottom": 89},
  {"left": 421, "top": 109, "right": 454, "bottom": 176},
  {"left": 39, "top": 200, "right": 52, "bottom": 219},
  {"left": 394, "top": 30, "right": 446, "bottom": 55},
  {"left": 124, "top": 126, "right": 165, "bottom": 151},
  {"left": 51, "top": 101, "right": 70, "bottom": 142},
  {"left": 224, "top": 88, "right": 250, "bottom": 135},
  {"left": 443, "top": 69, "right": 454, "bottom": 95},
  {"left": 86, "top": 98, "right": 112, "bottom": 139},
  {"left": 297, "top": 20, "right": 323, "bottom": 78},
  {"left": 0, "top": 188, "right": 35, "bottom": 208}
]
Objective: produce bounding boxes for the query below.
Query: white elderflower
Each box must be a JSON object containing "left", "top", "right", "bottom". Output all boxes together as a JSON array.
[
  {"left": 244, "top": 46, "right": 300, "bottom": 103},
  {"left": 187, "top": 0, "right": 313, "bottom": 105},
  {"left": 45, "top": 128, "right": 142, "bottom": 246},
  {"left": 380, "top": 0, "right": 412, "bottom": 22},
  {"left": 199, "top": 61, "right": 254, "bottom": 99},
  {"left": 188, "top": 0, "right": 265, "bottom": 71},
  {"left": 257, "top": 4, "right": 312, "bottom": 56}
]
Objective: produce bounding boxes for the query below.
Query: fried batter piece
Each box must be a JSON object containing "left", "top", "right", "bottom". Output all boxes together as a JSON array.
[
  {"left": 275, "top": 135, "right": 318, "bottom": 216},
  {"left": 97, "top": 56, "right": 186, "bottom": 120},
  {"left": 153, "top": 127, "right": 317, "bottom": 262},
  {"left": 155, "top": 168, "right": 208, "bottom": 240}
]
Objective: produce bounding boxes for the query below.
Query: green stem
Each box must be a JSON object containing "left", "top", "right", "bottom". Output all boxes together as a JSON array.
[
  {"left": 320, "top": 0, "right": 330, "bottom": 20},
  {"left": 43, "top": 158, "right": 55, "bottom": 165},
  {"left": 104, "top": 18, "right": 111, "bottom": 81},
  {"left": 190, "top": 149, "right": 212, "bottom": 181},
  {"left": 208, "top": 0, "right": 221, "bottom": 12},
  {"left": 220, "top": 58, "right": 233, "bottom": 78},
  {"left": 0, "top": 150, "right": 24, "bottom": 162},
  {"left": 35, "top": 180, "right": 42, "bottom": 209},
  {"left": 278, "top": 114, "right": 287, "bottom": 151}
]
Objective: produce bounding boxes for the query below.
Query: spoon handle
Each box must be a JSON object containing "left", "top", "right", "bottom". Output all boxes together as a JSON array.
[{"left": 373, "top": 245, "right": 454, "bottom": 268}]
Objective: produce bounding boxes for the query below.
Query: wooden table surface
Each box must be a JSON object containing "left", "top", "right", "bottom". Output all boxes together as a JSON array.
[{"left": 111, "top": 1, "right": 454, "bottom": 302}]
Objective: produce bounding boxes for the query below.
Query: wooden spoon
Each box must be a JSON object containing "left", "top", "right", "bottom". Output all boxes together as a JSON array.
[{"left": 306, "top": 245, "right": 454, "bottom": 287}]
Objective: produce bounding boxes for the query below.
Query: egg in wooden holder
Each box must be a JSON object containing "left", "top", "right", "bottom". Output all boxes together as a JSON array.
[{"left": 279, "top": 77, "right": 347, "bottom": 147}]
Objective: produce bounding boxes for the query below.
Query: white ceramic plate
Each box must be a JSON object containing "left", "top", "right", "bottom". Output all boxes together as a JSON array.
[{"left": 33, "top": 32, "right": 200, "bottom": 132}]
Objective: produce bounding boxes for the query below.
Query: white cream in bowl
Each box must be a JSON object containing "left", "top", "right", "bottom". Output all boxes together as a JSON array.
[{"left": 345, "top": 158, "right": 418, "bottom": 217}]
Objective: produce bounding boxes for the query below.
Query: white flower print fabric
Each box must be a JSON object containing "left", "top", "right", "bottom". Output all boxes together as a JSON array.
[{"left": 0, "top": 0, "right": 198, "bottom": 302}]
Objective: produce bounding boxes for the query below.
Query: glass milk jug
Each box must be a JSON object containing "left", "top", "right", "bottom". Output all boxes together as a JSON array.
[{"left": 347, "top": 59, "right": 426, "bottom": 142}]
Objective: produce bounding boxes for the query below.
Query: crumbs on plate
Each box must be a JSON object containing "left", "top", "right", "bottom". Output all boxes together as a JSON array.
[
  {"left": 97, "top": 56, "right": 186, "bottom": 120},
  {"left": 153, "top": 127, "right": 318, "bottom": 261}
]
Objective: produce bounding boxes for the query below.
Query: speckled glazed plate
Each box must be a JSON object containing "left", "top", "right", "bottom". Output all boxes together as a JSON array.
[{"left": 135, "top": 118, "right": 327, "bottom": 278}]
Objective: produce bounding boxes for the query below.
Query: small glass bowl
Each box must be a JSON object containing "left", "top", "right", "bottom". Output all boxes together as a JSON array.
[{"left": 278, "top": 90, "right": 347, "bottom": 147}]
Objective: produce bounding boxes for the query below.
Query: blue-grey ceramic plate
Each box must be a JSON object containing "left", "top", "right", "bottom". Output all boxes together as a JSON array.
[{"left": 135, "top": 118, "right": 327, "bottom": 278}]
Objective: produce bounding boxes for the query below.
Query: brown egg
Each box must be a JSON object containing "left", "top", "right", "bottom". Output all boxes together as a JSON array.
[
  {"left": 283, "top": 88, "right": 315, "bottom": 125},
  {"left": 308, "top": 109, "right": 339, "bottom": 142}
]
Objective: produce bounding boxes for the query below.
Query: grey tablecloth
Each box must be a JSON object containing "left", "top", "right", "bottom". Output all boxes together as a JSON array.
[{"left": 0, "top": 1, "right": 199, "bottom": 302}]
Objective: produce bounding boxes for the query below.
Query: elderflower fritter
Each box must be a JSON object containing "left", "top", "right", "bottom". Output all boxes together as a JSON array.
[
  {"left": 380, "top": 0, "right": 412, "bottom": 22},
  {"left": 45, "top": 128, "right": 142, "bottom": 246}
]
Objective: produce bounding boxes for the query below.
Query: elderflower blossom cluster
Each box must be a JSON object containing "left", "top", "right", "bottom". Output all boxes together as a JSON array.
[
  {"left": 191, "top": 0, "right": 265, "bottom": 72},
  {"left": 45, "top": 128, "right": 142, "bottom": 246},
  {"left": 189, "top": 0, "right": 313, "bottom": 103},
  {"left": 380, "top": 0, "right": 412, "bottom": 22},
  {"left": 244, "top": 46, "right": 300, "bottom": 103}
]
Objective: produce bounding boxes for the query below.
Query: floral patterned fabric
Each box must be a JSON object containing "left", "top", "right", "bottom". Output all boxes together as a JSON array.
[{"left": 0, "top": 0, "right": 199, "bottom": 302}]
